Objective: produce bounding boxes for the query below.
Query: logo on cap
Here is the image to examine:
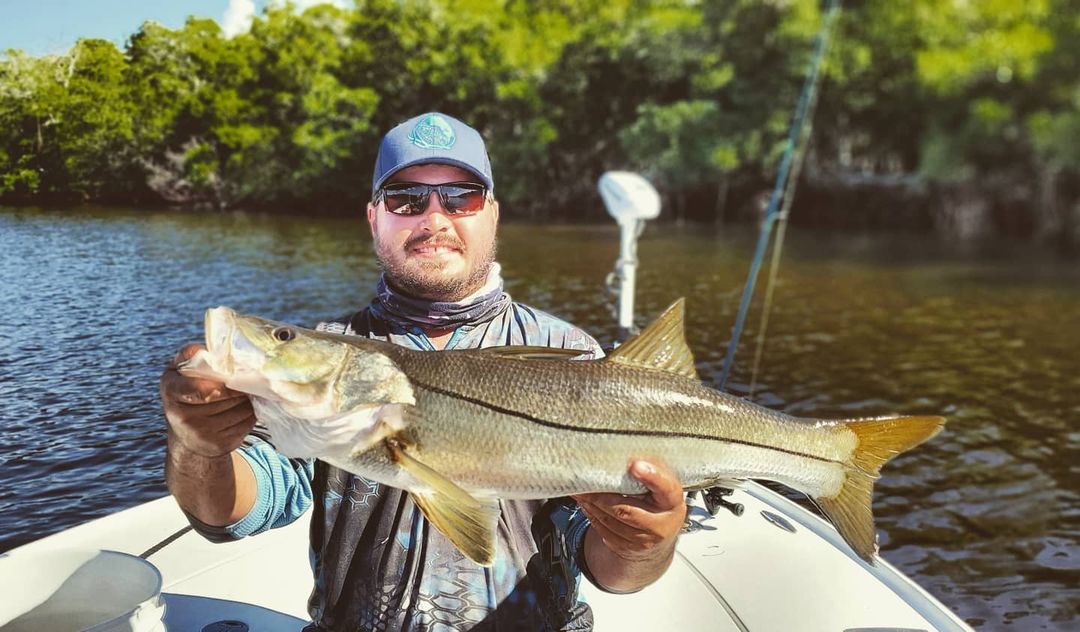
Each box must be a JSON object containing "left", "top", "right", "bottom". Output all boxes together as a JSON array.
[{"left": 409, "top": 114, "right": 456, "bottom": 150}]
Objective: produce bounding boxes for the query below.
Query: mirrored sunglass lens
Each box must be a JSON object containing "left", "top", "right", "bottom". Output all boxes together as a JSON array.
[
  {"left": 381, "top": 184, "right": 486, "bottom": 214},
  {"left": 443, "top": 186, "right": 486, "bottom": 213},
  {"left": 383, "top": 186, "right": 426, "bottom": 214}
]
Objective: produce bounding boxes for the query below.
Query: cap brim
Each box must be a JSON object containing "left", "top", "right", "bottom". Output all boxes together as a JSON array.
[{"left": 374, "top": 157, "right": 494, "bottom": 192}]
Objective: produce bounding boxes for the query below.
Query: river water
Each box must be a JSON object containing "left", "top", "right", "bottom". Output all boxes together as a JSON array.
[{"left": 1, "top": 205, "right": 1077, "bottom": 629}]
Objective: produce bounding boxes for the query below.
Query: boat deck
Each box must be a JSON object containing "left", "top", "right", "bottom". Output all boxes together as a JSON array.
[{"left": 9, "top": 483, "right": 969, "bottom": 631}]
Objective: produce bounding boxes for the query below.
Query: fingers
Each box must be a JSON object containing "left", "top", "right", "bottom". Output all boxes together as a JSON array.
[
  {"left": 210, "top": 408, "right": 259, "bottom": 446},
  {"left": 628, "top": 459, "right": 685, "bottom": 511},
  {"left": 165, "top": 396, "right": 256, "bottom": 458},
  {"left": 161, "top": 343, "right": 253, "bottom": 458},
  {"left": 574, "top": 491, "right": 650, "bottom": 511},
  {"left": 170, "top": 394, "right": 251, "bottom": 418},
  {"left": 572, "top": 458, "right": 687, "bottom": 561},
  {"left": 160, "top": 343, "right": 240, "bottom": 405},
  {"left": 571, "top": 459, "right": 684, "bottom": 511},
  {"left": 170, "top": 343, "right": 207, "bottom": 366},
  {"left": 175, "top": 396, "right": 255, "bottom": 425},
  {"left": 166, "top": 387, "right": 254, "bottom": 430},
  {"left": 574, "top": 494, "right": 666, "bottom": 538},
  {"left": 575, "top": 496, "right": 655, "bottom": 544}
]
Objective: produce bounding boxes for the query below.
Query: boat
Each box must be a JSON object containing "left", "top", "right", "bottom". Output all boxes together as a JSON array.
[
  {"left": 4, "top": 482, "right": 970, "bottom": 631},
  {"left": 1, "top": 173, "right": 971, "bottom": 631}
]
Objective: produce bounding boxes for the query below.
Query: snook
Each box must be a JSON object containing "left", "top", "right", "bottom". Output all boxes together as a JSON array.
[{"left": 180, "top": 299, "right": 944, "bottom": 567}]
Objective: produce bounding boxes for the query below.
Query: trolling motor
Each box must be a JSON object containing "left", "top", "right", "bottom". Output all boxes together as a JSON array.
[
  {"left": 599, "top": 172, "right": 661, "bottom": 341},
  {"left": 599, "top": 173, "right": 744, "bottom": 525}
]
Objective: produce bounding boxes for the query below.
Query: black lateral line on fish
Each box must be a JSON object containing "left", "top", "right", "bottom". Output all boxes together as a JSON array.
[{"left": 412, "top": 381, "right": 838, "bottom": 466}]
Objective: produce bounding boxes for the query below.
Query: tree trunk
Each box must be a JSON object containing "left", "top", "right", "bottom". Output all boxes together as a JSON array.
[
  {"left": 1034, "top": 165, "right": 1077, "bottom": 256},
  {"left": 713, "top": 175, "right": 729, "bottom": 224},
  {"left": 933, "top": 182, "right": 993, "bottom": 241}
]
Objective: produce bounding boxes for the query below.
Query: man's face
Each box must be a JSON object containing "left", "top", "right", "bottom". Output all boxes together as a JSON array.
[{"left": 367, "top": 163, "right": 499, "bottom": 302}]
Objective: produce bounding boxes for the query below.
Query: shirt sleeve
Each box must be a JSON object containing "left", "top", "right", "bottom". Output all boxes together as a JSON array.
[
  {"left": 563, "top": 327, "right": 605, "bottom": 359},
  {"left": 224, "top": 435, "right": 315, "bottom": 538}
]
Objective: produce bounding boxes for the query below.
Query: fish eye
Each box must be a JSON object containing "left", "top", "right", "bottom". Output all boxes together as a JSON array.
[{"left": 272, "top": 327, "right": 295, "bottom": 342}]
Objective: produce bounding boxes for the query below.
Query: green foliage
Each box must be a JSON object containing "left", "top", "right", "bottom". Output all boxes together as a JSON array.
[
  {"left": 0, "top": 0, "right": 1076, "bottom": 236},
  {"left": 915, "top": 0, "right": 1054, "bottom": 95}
]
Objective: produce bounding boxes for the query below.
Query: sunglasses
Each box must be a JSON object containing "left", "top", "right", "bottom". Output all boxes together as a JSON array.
[{"left": 376, "top": 181, "right": 489, "bottom": 216}]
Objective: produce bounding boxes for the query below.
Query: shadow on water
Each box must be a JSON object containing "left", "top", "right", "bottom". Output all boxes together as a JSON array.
[{"left": 1, "top": 206, "right": 1078, "bottom": 630}]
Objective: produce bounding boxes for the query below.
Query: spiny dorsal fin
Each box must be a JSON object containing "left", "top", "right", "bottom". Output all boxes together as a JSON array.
[
  {"left": 477, "top": 346, "right": 590, "bottom": 360},
  {"left": 607, "top": 298, "right": 698, "bottom": 380}
]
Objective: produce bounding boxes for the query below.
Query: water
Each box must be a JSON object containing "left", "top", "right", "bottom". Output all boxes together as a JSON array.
[{"left": 1, "top": 205, "right": 1078, "bottom": 629}]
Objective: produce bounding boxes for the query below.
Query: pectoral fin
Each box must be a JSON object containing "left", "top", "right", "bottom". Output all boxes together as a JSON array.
[{"left": 386, "top": 438, "right": 501, "bottom": 566}]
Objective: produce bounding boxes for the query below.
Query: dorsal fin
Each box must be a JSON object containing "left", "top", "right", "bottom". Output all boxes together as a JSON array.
[
  {"left": 607, "top": 298, "right": 698, "bottom": 380},
  {"left": 477, "top": 346, "right": 590, "bottom": 360}
]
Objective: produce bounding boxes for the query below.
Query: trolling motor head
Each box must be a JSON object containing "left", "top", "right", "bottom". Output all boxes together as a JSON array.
[
  {"left": 599, "top": 171, "right": 660, "bottom": 225},
  {"left": 599, "top": 171, "right": 661, "bottom": 340}
]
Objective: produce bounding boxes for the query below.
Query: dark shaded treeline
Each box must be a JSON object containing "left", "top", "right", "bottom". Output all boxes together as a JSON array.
[{"left": 1, "top": 0, "right": 1078, "bottom": 248}]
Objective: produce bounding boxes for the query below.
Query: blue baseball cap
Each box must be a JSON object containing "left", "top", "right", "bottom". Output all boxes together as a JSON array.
[{"left": 372, "top": 112, "right": 494, "bottom": 194}]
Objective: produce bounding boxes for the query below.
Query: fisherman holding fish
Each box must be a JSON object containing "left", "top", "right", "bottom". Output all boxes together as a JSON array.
[{"left": 161, "top": 112, "right": 688, "bottom": 630}]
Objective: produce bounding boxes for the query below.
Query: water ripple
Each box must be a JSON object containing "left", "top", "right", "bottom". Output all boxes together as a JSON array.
[{"left": 2, "top": 208, "right": 1078, "bottom": 629}]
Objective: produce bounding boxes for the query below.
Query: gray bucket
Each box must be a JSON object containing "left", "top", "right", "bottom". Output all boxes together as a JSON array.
[{"left": 0, "top": 548, "right": 165, "bottom": 631}]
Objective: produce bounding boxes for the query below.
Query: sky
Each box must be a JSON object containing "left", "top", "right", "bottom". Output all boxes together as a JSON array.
[{"left": 0, "top": 0, "right": 344, "bottom": 57}]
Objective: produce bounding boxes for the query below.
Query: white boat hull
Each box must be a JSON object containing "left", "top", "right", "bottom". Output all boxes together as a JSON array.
[{"left": 7, "top": 482, "right": 971, "bottom": 631}]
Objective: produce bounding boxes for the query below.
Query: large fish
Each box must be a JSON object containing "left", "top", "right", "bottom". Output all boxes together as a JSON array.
[{"left": 179, "top": 299, "right": 944, "bottom": 566}]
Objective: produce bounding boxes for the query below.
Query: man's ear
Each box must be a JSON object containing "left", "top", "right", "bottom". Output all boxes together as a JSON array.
[
  {"left": 491, "top": 198, "right": 500, "bottom": 224},
  {"left": 366, "top": 202, "right": 377, "bottom": 236}
]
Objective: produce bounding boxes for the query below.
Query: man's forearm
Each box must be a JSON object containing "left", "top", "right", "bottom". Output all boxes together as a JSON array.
[
  {"left": 165, "top": 432, "right": 257, "bottom": 527},
  {"left": 582, "top": 526, "right": 677, "bottom": 593}
]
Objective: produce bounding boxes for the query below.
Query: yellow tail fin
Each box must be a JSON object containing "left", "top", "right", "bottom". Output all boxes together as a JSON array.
[{"left": 815, "top": 415, "right": 945, "bottom": 563}]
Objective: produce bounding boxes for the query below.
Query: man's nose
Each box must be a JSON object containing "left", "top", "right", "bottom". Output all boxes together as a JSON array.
[{"left": 418, "top": 192, "right": 452, "bottom": 231}]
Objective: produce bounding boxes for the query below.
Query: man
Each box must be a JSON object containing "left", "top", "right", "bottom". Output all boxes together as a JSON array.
[{"left": 161, "top": 112, "right": 686, "bottom": 631}]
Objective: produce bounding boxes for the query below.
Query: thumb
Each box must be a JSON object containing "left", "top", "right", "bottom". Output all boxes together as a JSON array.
[
  {"left": 169, "top": 343, "right": 207, "bottom": 368},
  {"left": 629, "top": 459, "right": 684, "bottom": 510}
]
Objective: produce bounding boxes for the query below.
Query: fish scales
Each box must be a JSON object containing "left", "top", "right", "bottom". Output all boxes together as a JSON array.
[
  {"left": 369, "top": 344, "right": 856, "bottom": 498},
  {"left": 180, "top": 299, "right": 946, "bottom": 565}
]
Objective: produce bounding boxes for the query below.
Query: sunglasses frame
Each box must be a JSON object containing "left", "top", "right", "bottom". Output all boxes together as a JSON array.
[{"left": 376, "top": 181, "right": 490, "bottom": 216}]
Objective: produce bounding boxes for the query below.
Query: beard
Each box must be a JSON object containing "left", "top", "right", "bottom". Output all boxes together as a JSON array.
[{"left": 375, "top": 233, "right": 497, "bottom": 302}]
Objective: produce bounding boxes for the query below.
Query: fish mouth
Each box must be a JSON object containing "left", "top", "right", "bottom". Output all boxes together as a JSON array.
[
  {"left": 190, "top": 306, "right": 274, "bottom": 381},
  {"left": 204, "top": 307, "right": 234, "bottom": 355},
  {"left": 204, "top": 306, "right": 271, "bottom": 378},
  {"left": 177, "top": 307, "right": 240, "bottom": 382}
]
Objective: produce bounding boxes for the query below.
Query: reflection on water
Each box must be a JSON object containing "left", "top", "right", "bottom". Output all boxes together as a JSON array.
[{"left": 1, "top": 206, "right": 1078, "bottom": 630}]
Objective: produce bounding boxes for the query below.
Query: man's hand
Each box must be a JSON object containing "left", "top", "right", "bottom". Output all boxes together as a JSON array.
[
  {"left": 573, "top": 459, "right": 686, "bottom": 592},
  {"left": 161, "top": 343, "right": 259, "bottom": 526},
  {"left": 161, "top": 343, "right": 255, "bottom": 458}
]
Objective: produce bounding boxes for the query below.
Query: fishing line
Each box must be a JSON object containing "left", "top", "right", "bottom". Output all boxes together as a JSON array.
[
  {"left": 748, "top": 25, "right": 833, "bottom": 398},
  {"left": 718, "top": 0, "right": 841, "bottom": 391}
]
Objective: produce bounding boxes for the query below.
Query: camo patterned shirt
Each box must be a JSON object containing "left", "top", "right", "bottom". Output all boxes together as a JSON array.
[{"left": 224, "top": 301, "right": 605, "bottom": 631}]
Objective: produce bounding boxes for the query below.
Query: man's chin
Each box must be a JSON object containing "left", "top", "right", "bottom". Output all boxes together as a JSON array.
[
  {"left": 377, "top": 248, "right": 494, "bottom": 302},
  {"left": 391, "top": 266, "right": 472, "bottom": 301},
  {"left": 404, "top": 256, "right": 464, "bottom": 278}
]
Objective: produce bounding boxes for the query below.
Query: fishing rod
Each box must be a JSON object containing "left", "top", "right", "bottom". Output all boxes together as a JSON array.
[{"left": 717, "top": 0, "right": 842, "bottom": 392}]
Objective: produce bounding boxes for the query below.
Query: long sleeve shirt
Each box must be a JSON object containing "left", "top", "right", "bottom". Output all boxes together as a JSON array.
[{"left": 206, "top": 301, "right": 604, "bottom": 631}]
